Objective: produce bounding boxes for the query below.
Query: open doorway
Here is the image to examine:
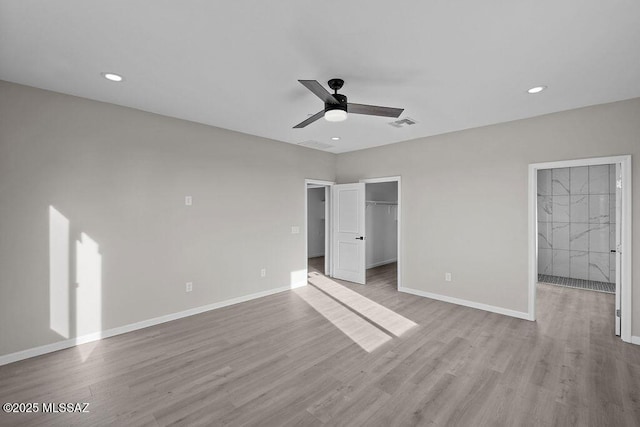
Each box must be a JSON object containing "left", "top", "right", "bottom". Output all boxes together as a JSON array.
[
  {"left": 537, "top": 165, "right": 618, "bottom": 292},
  {"left": 529, "top": 156, "right": 632, "bottom": 342},
  {"left": 305, "top": 179, "right": 333, "bottom": 277},
  {"left": 363, "top": 180, "right": 399, "bottom": 291},
  {"left": 359, "top": 176, "right": 401, "bottom": 291}
]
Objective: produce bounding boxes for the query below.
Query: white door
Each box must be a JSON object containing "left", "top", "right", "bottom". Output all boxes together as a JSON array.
[
  {"left": 615, "top": 163, "right": 622, "bottom": 336},
  {"left": 332, "top": 183, "right": 366, "bottom": 284}
]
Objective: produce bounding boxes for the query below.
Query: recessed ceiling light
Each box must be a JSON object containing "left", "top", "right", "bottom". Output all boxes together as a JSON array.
[
  {"left": 527, "top": 85, "right": 546, "bottom": 94},
  {"left": 331, "top": 137, "right": 340, "bottom": 141},
  {"left": 101, "top": 72, "right": 124, "bottom": 82}
]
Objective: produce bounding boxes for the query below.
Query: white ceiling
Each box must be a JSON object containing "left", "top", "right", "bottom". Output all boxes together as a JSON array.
[{"left": 1, "top": 1, "right": 639, "bottom": 153}]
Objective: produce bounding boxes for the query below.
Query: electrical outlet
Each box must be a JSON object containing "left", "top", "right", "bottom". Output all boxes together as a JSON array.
[
  {"left": 185, "top": 196, "right": 193, "bottom": 206},
  {"left": 291, "top": 226, "right": 300, "bottom": 234},
  {"left": 445, "top": 273, "right": 452, "bottom": 282},
  {"left": 186, "top": 282, "right": 193, "bottom": 292},
  {"left": 260, "top": 268, "right": 266, "bottom": 278}
]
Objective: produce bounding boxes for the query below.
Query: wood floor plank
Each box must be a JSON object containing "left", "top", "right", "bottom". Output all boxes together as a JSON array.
[{"left": 0, "top": 259, "right": 639, "bottom": 426}]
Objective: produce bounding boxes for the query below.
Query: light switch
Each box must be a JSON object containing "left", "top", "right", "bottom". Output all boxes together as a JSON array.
[
  {"left": 291, "top": 226, "right": 300, "bottom": 234},
  {"left": 185, "top": 196, "right": 193, "bottom": 206}
]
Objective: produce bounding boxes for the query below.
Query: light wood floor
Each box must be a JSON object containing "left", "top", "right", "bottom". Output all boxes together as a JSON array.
[{"left": 1, "top": 258, "right": 639, "bottom": 426}]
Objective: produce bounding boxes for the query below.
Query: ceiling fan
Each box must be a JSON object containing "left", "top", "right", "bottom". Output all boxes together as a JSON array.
[{"left": 293, "top": 79, "right": 404, "bottom": 128}]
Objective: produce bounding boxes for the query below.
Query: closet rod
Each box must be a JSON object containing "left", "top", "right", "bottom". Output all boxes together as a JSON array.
[{"left": 365, "top": 200, "right": 398, "bottom": 206}]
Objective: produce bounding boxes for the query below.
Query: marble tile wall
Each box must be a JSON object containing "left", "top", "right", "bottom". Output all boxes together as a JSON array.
[{"left": 538, "top": 164, "right": 617, "bottom": 283}]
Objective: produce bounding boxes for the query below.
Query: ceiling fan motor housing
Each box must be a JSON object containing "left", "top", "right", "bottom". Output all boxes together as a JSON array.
[
  {"left": 328, "top": 78, "right": 344, "bottom": 91},
  {"left": 325, "top": 93, "right": 348, "bottom": 113}
]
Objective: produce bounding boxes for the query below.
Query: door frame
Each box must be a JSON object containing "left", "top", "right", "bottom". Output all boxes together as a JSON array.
[
  {"left": 305, "top": 179, "right": 334, "bottom": 277},
  {"left": 528, "top": 156, "right": 632, "bottom": 343},
  {"left": 359, "top": 176, "right": 402, "bottom": 290}
]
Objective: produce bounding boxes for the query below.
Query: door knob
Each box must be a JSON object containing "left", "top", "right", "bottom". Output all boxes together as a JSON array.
[{"left": 355, "top": 236, "right": 364, "bottom": 240}]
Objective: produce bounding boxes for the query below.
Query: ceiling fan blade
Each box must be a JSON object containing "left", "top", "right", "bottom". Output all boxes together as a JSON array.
[
  {"left": 299, "top": 80, "right": 339, "bottom": 105},
  {"left": 293, "top": 110, "right": 325, "bottom": 128},
  {"left": 348, "top": 103, "right": 404, "bottom": 118}
]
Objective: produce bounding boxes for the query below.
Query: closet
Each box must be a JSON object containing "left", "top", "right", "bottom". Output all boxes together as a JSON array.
[{"left": 365, "top": 182, "right": 398, "bottom": 269}]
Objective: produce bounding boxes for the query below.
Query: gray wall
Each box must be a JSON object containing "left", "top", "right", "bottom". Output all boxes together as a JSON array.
[
  {"left": 0, "top": 81, "right": 335, "bottom": 356},
  {"left": 538, "top": 165, "right": 617, "bottom": 282},
  {"left": 366, "top": 182, "right": 398, "bottom": 268},
  {"left": 336, "top": 98, "right": 640, "bottom": 332},
  {"left": 307, "top": 187, "right": 325, "bottom": 258},
  {"left": 2, "top": 79, "right": 640, "bottom": 357}
]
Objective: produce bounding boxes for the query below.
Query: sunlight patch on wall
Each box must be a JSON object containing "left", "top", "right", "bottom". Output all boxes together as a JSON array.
[
  {"left": 76, "top": 233, "right": 102, "bottom": 337},
  {"left": 49, "top": 206, "right": 70, "bottom": 338},
  {"left": 290, "top": 269, "right": 307, "bottom": 288},
  {"left": 76, "top": 233, "right": 102, "bottom": 361}
]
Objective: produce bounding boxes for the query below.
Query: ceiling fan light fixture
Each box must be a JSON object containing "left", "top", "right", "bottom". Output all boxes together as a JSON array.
[{"left": 324, "top": 109, "right": 347, "bottom": 122}]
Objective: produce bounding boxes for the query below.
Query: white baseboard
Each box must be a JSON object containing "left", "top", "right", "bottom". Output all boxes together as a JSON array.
[
  {"left": 0, "top": 283, "right": 304, "bottom": 367},
  {"left": 631, "top": 336, "right": 640, "bottom": 345},
  {"left": 366, "top": 258, "right": 397, "bottom": 269},
  {"left": 398, "top": 286, "right": 532, "bottom": 321}
]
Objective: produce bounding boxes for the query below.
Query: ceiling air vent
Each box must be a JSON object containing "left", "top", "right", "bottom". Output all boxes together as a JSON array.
[
  {"left": 297, "top": 140, "right": 334, "bottom": 150},
  {"left": 389, "top": 117, "right": 417, "bottom": 128}
]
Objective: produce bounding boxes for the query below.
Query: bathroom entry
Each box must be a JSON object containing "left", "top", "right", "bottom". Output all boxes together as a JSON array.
[{"left": 536, "top": 163, "right": 623, "bottom": 335}]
